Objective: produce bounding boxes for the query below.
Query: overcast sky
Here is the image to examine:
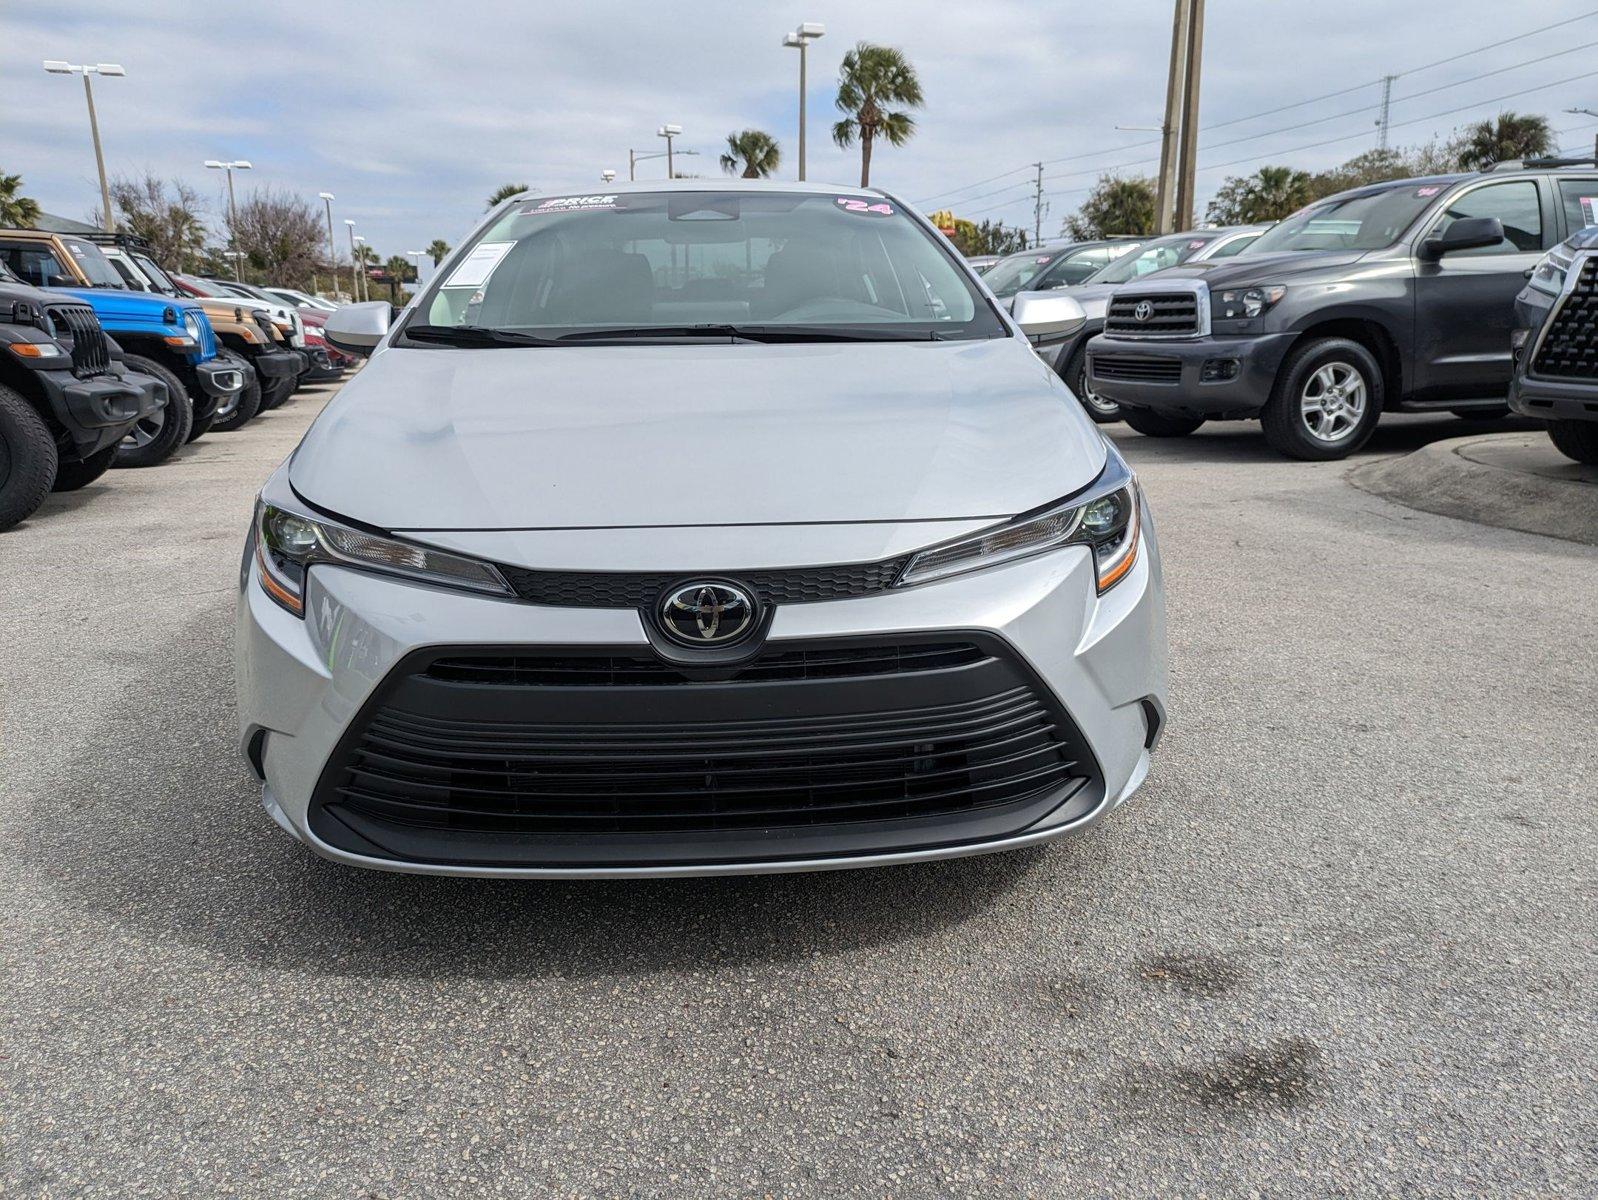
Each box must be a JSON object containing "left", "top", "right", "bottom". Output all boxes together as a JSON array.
[{"left": 7, "top": 0, "right": 1598, "bottom": 264}]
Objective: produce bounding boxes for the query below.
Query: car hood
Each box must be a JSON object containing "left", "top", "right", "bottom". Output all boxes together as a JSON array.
[
  {"left": 1128, "top": 249, "right": 1370, "bottom": 290},
  {"left": 56, "top": 286, "right": 202, "bottom": 322},
  {"left": 289, "top": 338, "right": 1106, "bottom": 531}
]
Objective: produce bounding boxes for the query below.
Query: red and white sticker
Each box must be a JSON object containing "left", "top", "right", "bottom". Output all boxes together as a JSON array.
[{"left": 835, "top": 197, "right": 894, "bottom": 215}]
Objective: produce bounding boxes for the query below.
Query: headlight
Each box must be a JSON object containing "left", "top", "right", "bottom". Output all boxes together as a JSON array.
[
  {"left": 1216, "top": 285, "right": 1286, "bottom": 320},
  {"left": 6, "top": 340, "right": 67, "bottom": 360},
  {"left": 1528, "top": 239, "right": 1577, "bottom": 295},
  {"left": 896, "top": 451, "right": 1141, "bottom": 594},
  {"left": 253, "top": 497, "right": 513, "bottom": 617}
]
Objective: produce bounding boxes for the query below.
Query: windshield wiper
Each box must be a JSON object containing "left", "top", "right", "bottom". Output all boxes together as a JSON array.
[
  {"left": 403, "top": 324, "right": 561, "bottom": 347},
  {"left": 557, "top": 323, "right": 947, "bottom": 344}
]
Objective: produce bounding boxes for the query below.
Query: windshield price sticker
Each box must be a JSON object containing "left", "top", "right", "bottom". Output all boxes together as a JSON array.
[
  {"left": 1187, "top": 240, "right": 1207, "bottom": 249},
  {"left": 835, "top": 197, "right": 894, "bottom": 215},
  {"left": 522, "top": 195, "right": 620, "bottom": 215},
  {"left": 1580, "top": 197, "right": 1598, "bottom": 228},
  {"left": 443, "top": 241, "right": 514, "bottom": 289}
]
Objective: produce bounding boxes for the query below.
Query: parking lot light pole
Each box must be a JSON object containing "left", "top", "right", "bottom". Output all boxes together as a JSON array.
[
  {"left": 628, "top": 148, "right": 697, "bottom": 181},
  {"left": 406, "top": 250, "right": 424, "bottom": 289},
  {"left": 205, "top": 159, "right": 252, "bottom": 280},
  {"left": 43, "top": 61, "right": 124, "bottom": 234},
  {"left": 657, "top": 124, "right": 682, "bottom": 178},
  {"left": 345, "top": 220, "right": 364, "bottom": 302},
  {"left": 782, "top": 23, "right": 825, "bottom": 181},
  {"left": 318, "top": 192, "right": 341, "bottom": 301}
]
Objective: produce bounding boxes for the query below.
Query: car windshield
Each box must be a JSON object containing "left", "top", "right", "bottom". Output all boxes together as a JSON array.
[
  {"left": 1246, "top": 184, "right": 1447, "bottom": 253},
  {"left": 132, "top": 254, "right": 180, "bottom": 294},
  {"left": 58, "top": 237, "right": 126, "bottom": 288},
  {"left": 982, "top": 250, "right": 1065, "bottom": 297},
  {"left": 1088, "top": 235, "right": 1214, "bottom": 284},
  {"left": 409, "top": 189, "right": 1003, "bottom": 343}
]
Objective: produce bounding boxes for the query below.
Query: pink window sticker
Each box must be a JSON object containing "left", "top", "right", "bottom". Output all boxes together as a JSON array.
[
  {"left": 1188, "top": 240, "right": 1207, "bottom": 249},
  {"left": 1415, "top": 186, "right": 1442, "bottom": 197},
  {"left": 835, "top": 197, "right": 894, "bottom": 215}
]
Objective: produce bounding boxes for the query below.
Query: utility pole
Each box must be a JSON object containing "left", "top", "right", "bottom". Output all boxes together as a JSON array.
[
  {"left": 1153, "top": 0, "right": 1189, "bottom": 234},
  {"left": 1172, "top": 0, "right": 1205, "bottom": 232},
  {"left": 1377, "top": 74, "right": 1396, "bottom": 150},
  {"left": 1032, "top": 162, "right": 1045, "bottom": 245},
  {"left": 1565, "top": 108, "right": 1598, "bottom": 162}
]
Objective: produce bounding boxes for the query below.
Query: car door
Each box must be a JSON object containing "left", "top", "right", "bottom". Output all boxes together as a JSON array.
[{"left": 1411, "top": 178, "right": 1551, "bottom": 397}]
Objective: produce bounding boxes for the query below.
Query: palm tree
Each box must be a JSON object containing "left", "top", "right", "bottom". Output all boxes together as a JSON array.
[
  {"left": 427, "top": 238, "right": 451, "bottom": 266},
  {"left": 384, "top": 254, "right": 413, "bottom": 302},
  {"left": 831, "top": 43, "right": 924, "bottom": 187},
  {"left": 1453, "top": 111, "right": 1553, "bottom": 170},
  {"left": 486, "top": 182, "right": 530, "bottom": 210},
  {"left": 0, "top": 170, "right": 41, "bottom": 228},
  {"left": 720, "top": 130, "right": 781, "bottom": 179}
]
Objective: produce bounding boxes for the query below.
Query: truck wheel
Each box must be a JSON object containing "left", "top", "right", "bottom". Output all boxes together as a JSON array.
[
  {"left": 1262, "top": 337, "right": 1383, "bottom": 461},
  {"left": 0, "top": 384, "right": 58, "bottom": 531},
  {"left": 1547, "top": 419, "right": 1598, "bottom": 464},
  {"left": 115, "top": 355, "right": 193, "bottom": 468},
  {"left": 1065, "top": 346, "right": 1123, "bottom": 423},
  {"left": 1122, "top": 408, "right": 1205, "bottom": 438},
  {"left": 212, "top": 374, "right": 262, "bottom": 432},
  {"left": 51, "top": 445, "right": 117, "bottom": 492},
  {"left": 260, "top": 375, "right": 295, "bottom": 411}
]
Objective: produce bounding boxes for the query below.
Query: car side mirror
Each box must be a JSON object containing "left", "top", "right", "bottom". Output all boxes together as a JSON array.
[
  {"left": 1012, "top": 291, "right": 1087, "bottom": 343},
  {"left": 1419, "top": 216, "right": 1505, "bottom": 261},
  {"left": 323, "top": 300, "right": 392, "bottom": 356}
]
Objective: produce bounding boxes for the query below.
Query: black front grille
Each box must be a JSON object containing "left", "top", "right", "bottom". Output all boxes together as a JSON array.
[
  {"left": 1533, "top": 256, "right": 1598, "bottom": 378},
  {"left": 1105, "top": 291, "right": 1201, "bottom": 337},
  {"left": 46, "top": 304, "right": 111, "bottom": 377},
  {"left": 499, "top": 557, "right": 912, "bottom": 609},
  {"left": 310, "top": 638, "right": 1097, "bottom": 868},
  {"left": 426, "top": 642, "right": 991, "bottom": 686},
  {"left": 1091, "top": 354, "right": 1183, "bottom": 384}
]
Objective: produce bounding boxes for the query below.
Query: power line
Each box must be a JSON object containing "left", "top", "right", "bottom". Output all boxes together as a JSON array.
[{"left": 917, "top": 9, "right": 1598, "bottom": 208}]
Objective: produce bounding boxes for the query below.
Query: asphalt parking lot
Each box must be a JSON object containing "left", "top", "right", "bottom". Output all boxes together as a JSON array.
[{"left": 2, "top": 387, "right": 1594, "bottom": 1198}]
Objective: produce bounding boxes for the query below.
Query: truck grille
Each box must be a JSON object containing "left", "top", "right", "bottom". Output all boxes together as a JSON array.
[
  {"left": 1532, "top": 255, "right": 1598, "bottom": 378},
  {"left": 1090, "top": 354, "right": 1183, "bottom": 384},
  {"left": 46, "top": 304, "right": 111, "bottom": 378},
  {"left": 1105, "top": 291, "right": 1202, "bottom": 337},
  {"left": 308, "top": 637, "right": 1096, "bottom": 868}
]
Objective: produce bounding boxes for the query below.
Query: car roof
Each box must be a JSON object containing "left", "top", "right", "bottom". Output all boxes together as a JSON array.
[{"left": 496, "top": 179, "right": 893, "bottom": 203}]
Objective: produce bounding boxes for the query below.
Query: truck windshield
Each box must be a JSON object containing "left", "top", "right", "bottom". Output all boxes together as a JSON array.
[
  {"left": 57, "top": 237, "right": 127, "bottom": 288},
  {"left": 410, "top": 190, "right": 1004, "bottom": 343},
  {"left": 1246, "top": 184, "right": 1447, "bottom": 253}
]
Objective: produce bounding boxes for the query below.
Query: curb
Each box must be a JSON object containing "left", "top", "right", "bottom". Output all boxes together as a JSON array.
[{"left": 1347, "top": 432, "right": 1598, "bottom": 547}]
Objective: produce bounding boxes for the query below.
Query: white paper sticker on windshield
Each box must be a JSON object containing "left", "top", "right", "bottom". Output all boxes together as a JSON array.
[
  {"left": 1580, "top": 197, "right": 1598, "bottom": 228},
  {"left": 522, "top": 194, "right": 619, "bottom": 215},
  {"left": 444, "top": 241, "right": 513, "bottom": 288}
]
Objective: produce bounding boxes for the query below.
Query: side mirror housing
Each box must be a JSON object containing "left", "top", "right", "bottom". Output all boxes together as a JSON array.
[
  {"left": 1419, "top": 215, "right": 1505, "bottom": 262},
  {"left": 1012, "top": 291, "right": 1087, "bottom": 344},
  {"left": 323, "top": 300, "right": 393, "bottom": 357}
]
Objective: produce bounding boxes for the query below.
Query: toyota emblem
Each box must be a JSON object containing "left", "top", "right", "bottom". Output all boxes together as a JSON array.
[
  {"left": 659, "top": 582, "right": 757, "bottom": 646},
  {"left": 1133, "top": 300, "right": 1155, "bottom": 322}
]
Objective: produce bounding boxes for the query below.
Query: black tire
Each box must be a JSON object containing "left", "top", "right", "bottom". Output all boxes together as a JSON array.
[
  {"left": 0, "top": 384, "right": 58, "bottom": 531},
  {"left": 114, "top": 354, "right": 193, "bottom": 468},
  {"left": 259, "top": 374, "right": 295, "bottom": 411},
  {"left": 1547, "top": 419, "right": 1598, "bottom": 464},
  {"left": 1065, "top": 345, "right": 1123, "bottom": 423},
  {"left": 1122, "top": 407, "right": 1205, "bottom": 438},
  {"left": 212, "top": 374, "right": 262, "bottom": 432},
  {"left": 51, "top": 445, "right": 117, "bottom": 492},
  {"left": 1261, "top": 337, "right": 1384, "bottom": 461}
]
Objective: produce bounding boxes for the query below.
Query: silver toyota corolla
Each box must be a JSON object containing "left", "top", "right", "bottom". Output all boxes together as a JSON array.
[{"left": 234, "top": 181, "right": 1167, "bottom": 877}]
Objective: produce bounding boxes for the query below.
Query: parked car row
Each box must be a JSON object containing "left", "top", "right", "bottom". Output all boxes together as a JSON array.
[
  {"left": 1000, "top": 158, "right": 1598, "bottom": 462},
  {"left": 0, "top": 227, "right": 354, "bottom": 531}
]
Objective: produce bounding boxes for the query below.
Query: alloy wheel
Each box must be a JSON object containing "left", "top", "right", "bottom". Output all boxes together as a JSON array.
[
  {"left": 123, "top": 408, "right": 166, "bottom": 450},
  {"left": 1299, "top": 361, "right": 1367, "bottom": 442}
]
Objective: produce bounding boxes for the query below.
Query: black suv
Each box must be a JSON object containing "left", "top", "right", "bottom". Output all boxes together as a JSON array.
[
  {"left": 1509, "top": 223, "right": 1598, "bottom": 464},
  {"left": 0, "top": 269, "right": 165, "bottom": 530},
  {"left": 1086, "top": 162, "right": 1598, "bottom": 459}
]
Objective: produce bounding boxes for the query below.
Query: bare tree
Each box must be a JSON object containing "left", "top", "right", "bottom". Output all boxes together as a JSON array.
[
  {"left": 231, "top": 187, "right": 326, "bottom": 286},
  {"left": 101, "top": 173, "right": 208, "bottom": 269}
]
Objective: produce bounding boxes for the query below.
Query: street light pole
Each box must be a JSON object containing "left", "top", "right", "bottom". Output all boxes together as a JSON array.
[
  {"left": 782, "top": 23, "right": 825, "bottom": 181},
  {"left": 205, "top": 159, "right": 252, "bottom": 280},
  {"left": 657, "top": 124, "right": 682, "bottom": 178},
  {"left": 354, "top": 236, "right": 368, "bottom": 303},
  {"left": 345, "top": 220, "right": 363, "bottom": 302},
  {"left": 318, "top": 192, "right": 340, "bottom": 301},
  {"left": 43, "top": 61, "right": 125, "bottom": 233}
]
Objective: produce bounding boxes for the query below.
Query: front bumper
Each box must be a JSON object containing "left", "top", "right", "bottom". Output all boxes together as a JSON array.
[
  {"left": 235, "top": 505, "right": 1167, "bottom": 878},
  {"left": 298, "top": 346, "right": 348, "bottom": 381},
  {"left": 1510, "top": 371, "right": 1598, "bottom": 424},
  {"left": 1087, "top": 331, "right": 1297, "bottom": 417},
  {"left": 33, "top": 363, "right": 166, "bottom": 457},
  {"left": 192, "top": 354, "right": 247, "bottom": 400}
]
